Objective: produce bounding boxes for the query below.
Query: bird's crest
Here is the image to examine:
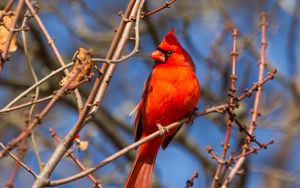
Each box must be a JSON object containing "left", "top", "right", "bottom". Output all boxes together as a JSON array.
[
  {"left": 159, "top": 28, "right": 182, "bottom": 51},
  {"left": 156, "top": 28, "right": 195, "bottom": 69}
]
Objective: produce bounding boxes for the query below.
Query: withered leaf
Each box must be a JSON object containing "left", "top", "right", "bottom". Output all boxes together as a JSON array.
[
  {"left": 0, "top": 11, "right": 18, "bottom": 53},
  {"left": 78, "top": 140, "right": 89, "bottom": 151},
  {"left": 74, "top": 138, "right": 89, "bottom": 151},
  {"left": 59, "top": 48, "right": 93, "bottom": 90}
]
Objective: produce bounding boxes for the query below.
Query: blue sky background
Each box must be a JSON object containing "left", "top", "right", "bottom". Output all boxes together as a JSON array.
[{"left": 1, "top": 0, "right": 300, "bottom": 188}]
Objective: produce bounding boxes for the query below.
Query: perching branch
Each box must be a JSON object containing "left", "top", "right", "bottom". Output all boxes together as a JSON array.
[
  {"left": 44, "top": 76, "right": 276, "bottom": 186},
  {"left": 47, "top": 103, "right": 227, "bottom": 186}
]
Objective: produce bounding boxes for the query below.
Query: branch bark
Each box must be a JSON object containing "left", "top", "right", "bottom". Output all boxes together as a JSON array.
[{"left": 32, "top": 0, "right": 144, "bottom": 187}]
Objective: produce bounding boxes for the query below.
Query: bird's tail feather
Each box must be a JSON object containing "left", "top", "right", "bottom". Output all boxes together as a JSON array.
[{"left": 124, "top": 142, "right": 159, "bottom": 188}]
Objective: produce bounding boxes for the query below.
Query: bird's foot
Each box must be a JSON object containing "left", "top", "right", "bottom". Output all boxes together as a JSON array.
[
  {"left": 156, "top": 123, "right": 169, "bottom": 136},
  {"left": 187, "top": 108, "right": 198, "bottom": 125}
]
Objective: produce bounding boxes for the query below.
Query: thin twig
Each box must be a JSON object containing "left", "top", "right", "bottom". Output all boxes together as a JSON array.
[
  {"left": 141, "top": 0, "right": 177, "bottom": 18},
  {"left": 21, "top": 8, "right": 44, "bottom": 171},
  {"left": 0, "top": 143, "right": 37, "bottom": 178},
  {"left": 227, "top": 110, "right": 263, "bottom": 148},
  {"left": 23, "top": 0, "right": 65, "bottom": 73},
  {"left": 0, "top": 0, "right": 24, "bottom": 70},
  {"left": 211, "top": 28, "right": 239, "bottom": 187},
  {"left": 32, "top": 69, "right": 275, "bottom": 186},
  {"left": 1, "top": 62, "right": 73, "bottom": 110},
  {"left": 206, "top": 146, "right": 225, "bottom": 164},
  {"left": 248, "top": 12, "right": 268, "bottom": 138},
  {"left": 220, "top": 12, "right": 269, "bottom": 188},
  {"left": 0, "top": 0, "right": 15, "bottom": 21},
  {"left": 0, "top": 57, "right": 90, "bottom": 158},
  {"left": 185, "top": 170, "right": 199, "bottom": 188},
  {"left": 47, "top": 103, "right": 226, "bottom": 186},
  {"left": 24, "top": 0, "right": 84, "bottom": 111},
  {"left": 31, "top": 132, "right": 44, "bottom": 169},
  {"left": 34, "top": 67, "right": 103, "bottom": 187},
  {"left": 49, "top": 128, "right": 102, "bottom": 188},
  {"left": 232, "top": 140, "right": 274, "bottom": 160},
  {"left": 237, "top": 70, "right": 276, "bottom": 101},
  {"left": 0, "top": 95, "right": 53, "bottom": 114},
  {"left": 5, "top": 125, "right": 27, "bottom": 188}
]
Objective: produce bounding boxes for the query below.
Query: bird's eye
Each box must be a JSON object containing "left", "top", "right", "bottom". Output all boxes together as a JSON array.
[
  {"left": 167, "top": 50, "right": 172, "bottom": 55},
  {"left": 156, "top": 47, "right": 172, "bottom": 59}
]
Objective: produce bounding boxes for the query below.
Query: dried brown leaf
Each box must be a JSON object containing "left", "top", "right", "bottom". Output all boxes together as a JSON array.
[
  {"left": 59, "top": 48, "right": 93, "bottom": 90},
  {"left": 75, "top": 138, "right": 89, "bottom": 151},
  {"left": 0, "top": 11, "right": 18, "bottom": 53}
]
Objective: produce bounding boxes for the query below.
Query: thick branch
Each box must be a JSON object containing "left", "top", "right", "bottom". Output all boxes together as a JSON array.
[{"left": 31, "top": 0, "right": 144, "bottom": 187}]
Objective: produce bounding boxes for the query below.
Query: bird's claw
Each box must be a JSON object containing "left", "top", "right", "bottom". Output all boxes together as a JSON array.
[
  {"left": 156, "top": 124, "right": 168, "bottom": 136},
  {"left": 187, "top": 108, "right": 198, "bottom": 125}
]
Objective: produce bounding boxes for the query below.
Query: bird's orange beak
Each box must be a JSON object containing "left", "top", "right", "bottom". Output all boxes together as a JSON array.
[{"left": 151, "top": 50, "right": 165, "bottom": 63}]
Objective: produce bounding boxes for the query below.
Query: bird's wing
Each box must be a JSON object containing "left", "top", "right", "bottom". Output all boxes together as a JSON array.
[{"left": 133, "top": 74, "right": 152, "bottom": 142}]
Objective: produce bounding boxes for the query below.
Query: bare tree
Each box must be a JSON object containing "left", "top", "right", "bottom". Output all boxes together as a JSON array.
[{"left": 0, "top": 0, "right": 299, "bottom": 188}]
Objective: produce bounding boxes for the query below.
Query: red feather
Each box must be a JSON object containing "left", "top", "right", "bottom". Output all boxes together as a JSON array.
[{"left": 124, "top": 29, "right": 201, "bottom": 188}]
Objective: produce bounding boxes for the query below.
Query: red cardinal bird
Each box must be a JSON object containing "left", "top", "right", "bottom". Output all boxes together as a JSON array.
[{"left": 124, "top": 29, "right": 201, "bottom": 188}]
